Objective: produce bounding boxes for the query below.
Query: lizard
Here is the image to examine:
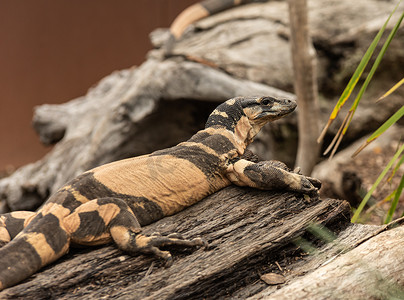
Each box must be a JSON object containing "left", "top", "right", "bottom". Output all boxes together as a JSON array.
[
  {"left": 164, "top": 0, "right": 269, "bottom": 54},
  {"left": 0, "top": 96, "right": 321, "bottom": 290}
]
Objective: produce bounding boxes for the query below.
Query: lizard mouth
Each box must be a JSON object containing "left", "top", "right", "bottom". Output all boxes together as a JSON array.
[{"left": 254, "top": 102, "right": 296, "bottom": 120}]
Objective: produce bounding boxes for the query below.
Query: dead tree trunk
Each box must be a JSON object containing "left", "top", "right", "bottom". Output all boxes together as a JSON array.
[{"left": 288, "top": 0, "right": 321, "bottom": 175}]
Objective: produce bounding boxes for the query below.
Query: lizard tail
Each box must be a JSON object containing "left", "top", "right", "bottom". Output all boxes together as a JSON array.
[
  {"left": 165, "top": 0, "right": 265, "bottom": 54},
  {"left": 0, "top": 214, "right": 70, "bottom": 290},
  {"left": 168, "top": 0, "right": 265, "bottom": 40}
]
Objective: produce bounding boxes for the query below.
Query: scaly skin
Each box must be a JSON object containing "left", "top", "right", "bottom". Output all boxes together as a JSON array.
[{"left": 0, "top": 96, "right": 320, "bottom": 290}]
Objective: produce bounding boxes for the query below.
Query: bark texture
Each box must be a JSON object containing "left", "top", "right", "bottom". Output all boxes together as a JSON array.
[{"left": 253, "top": 219, "right": 404, "bottom": 300}]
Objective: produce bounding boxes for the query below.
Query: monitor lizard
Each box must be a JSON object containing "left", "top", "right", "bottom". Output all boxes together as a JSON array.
[{"left": 0, "top": 96, "right": 320, "bottom": 290}]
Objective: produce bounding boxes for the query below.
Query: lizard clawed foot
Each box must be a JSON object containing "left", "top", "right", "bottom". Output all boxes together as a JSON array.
[
  {"left": 297, "top": 175, "right": 322, "bottom": 195},
  {"left": 151, "top": 232, "right": 186, "bottom": 240},
  {"left": 131, "top": 233, "right": 207, "bottom": 266},
  {"left": 306, "top": 176, "right": 322, "bottom": 189},
  {"left": 293, "top": 167, "right": 321, "bottom": 190},
  {"left": 291, "top": 165, "right": 321, "bottom": 192}
]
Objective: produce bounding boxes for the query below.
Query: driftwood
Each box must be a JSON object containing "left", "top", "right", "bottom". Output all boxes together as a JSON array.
[
  {"left": 155, "top": 0, "right": 404, "bottom": 141},
  {"left": 0, "top": 186, "right": 350, "bottom": 299}
]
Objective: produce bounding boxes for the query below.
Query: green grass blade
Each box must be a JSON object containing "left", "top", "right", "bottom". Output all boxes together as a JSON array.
[
  {"left": 391, "top": 153, "right": 404, "bottom": 179},
  {"left": 367, "top": 105, "right": 404, "bottom": 141},
  {"left": 385, "top": 172, "right": 404, "bottom": 223},
  {"left": 378, "top": 77, "right": 404, "bottom": 101},
  {"left": 329, "top": 29, "right": 384, "bottom": 120},
  {"left": 342, "top": 9, "right": 404, "bottom": 136},
  {"left": 353, "top": 105, "right": 404, "bottom": 157},
  {"left": 318, "top": 1, "right": 402, "bottom": 143},
  {"left": 328, "top": 2, "right": 400, "bottom": 120},
  {"left": 351, "top": 143, "right": 404, "bottom": 223}
]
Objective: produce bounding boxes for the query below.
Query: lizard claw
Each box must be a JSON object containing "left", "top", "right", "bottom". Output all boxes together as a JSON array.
[
  {"left": 307, "top": 176, "right": 322, "bottom": 189},
  {"left": 164, "top": 254, "right": 173, "bottom": 267},
  {"left": 193, "top": 237, "right": 208, "bottom": 249},
  {"left": 167, "top": 233, "right": 185, "bottom": 239},
  {"left": 299, "top": 177, "right": 320, "bottom": 195}
]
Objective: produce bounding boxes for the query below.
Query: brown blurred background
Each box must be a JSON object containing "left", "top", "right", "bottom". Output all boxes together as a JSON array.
[{"left": 0, "top": 0, "right": 196, "bottom": 171}]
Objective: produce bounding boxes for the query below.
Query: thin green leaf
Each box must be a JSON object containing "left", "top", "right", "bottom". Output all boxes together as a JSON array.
[
  {"left": 378, "top": 77, "right": 404, "bottom": 101},
  {"left": 343, "top": 9, "right": 404, "bottom": 137},
  {"left": 390, "top": 153, "right": 404, "bottom": 180},
  {"left": 317, "top": 2, "right": 402, "bottom": 143},
  {"left": 351, "top": 143, "right": 404, "bottom": 223},
  {"left": 385, "top": 173, "right": 404, "bottom": 223},
  {"left": 367, "top": 106, "right": 404, "bottom": 141},
  {"left": 352, "top": 105, "right": 404, "bottom": 157}
]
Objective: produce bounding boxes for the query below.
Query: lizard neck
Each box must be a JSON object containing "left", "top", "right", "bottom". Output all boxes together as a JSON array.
[
  {"left": 187, "top": 124, "right": 252, "bottom": 160},
  {"left": 203, "top": 98, "right": 257, "bottom": 156}
]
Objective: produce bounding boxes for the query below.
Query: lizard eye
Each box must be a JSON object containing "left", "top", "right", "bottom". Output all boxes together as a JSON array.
[{"left": 261, "top": 98, "right": 272, "bottom": 105}]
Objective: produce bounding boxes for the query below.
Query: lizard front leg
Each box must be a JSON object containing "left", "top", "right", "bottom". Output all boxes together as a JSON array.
[{"left": 227, "top": 159, "right": 321, "bottom": 194}]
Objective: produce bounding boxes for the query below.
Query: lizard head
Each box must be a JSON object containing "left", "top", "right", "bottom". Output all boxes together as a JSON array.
[
  {"left": 240, "top": 96, "right": 297, "bottom": 143},
  {"left": 206, "top": 96, "right": 296, "bottom": 147},
  {"left": 240, "top": 96, "right": 297, "bottom": 126}
]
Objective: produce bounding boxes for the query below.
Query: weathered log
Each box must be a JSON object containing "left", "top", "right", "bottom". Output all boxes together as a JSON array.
[
  {"left": 0, "top": 187, "right": 350, "bottom": 299},
  {"left": 2, "top": 183, "right": 403, "bottom": 299},
  {"left": 159, "top": 0, "right": 403, "bottom": 95},
  {"left": 252, "top": 218, "right": 404, "bottom": 300}
]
